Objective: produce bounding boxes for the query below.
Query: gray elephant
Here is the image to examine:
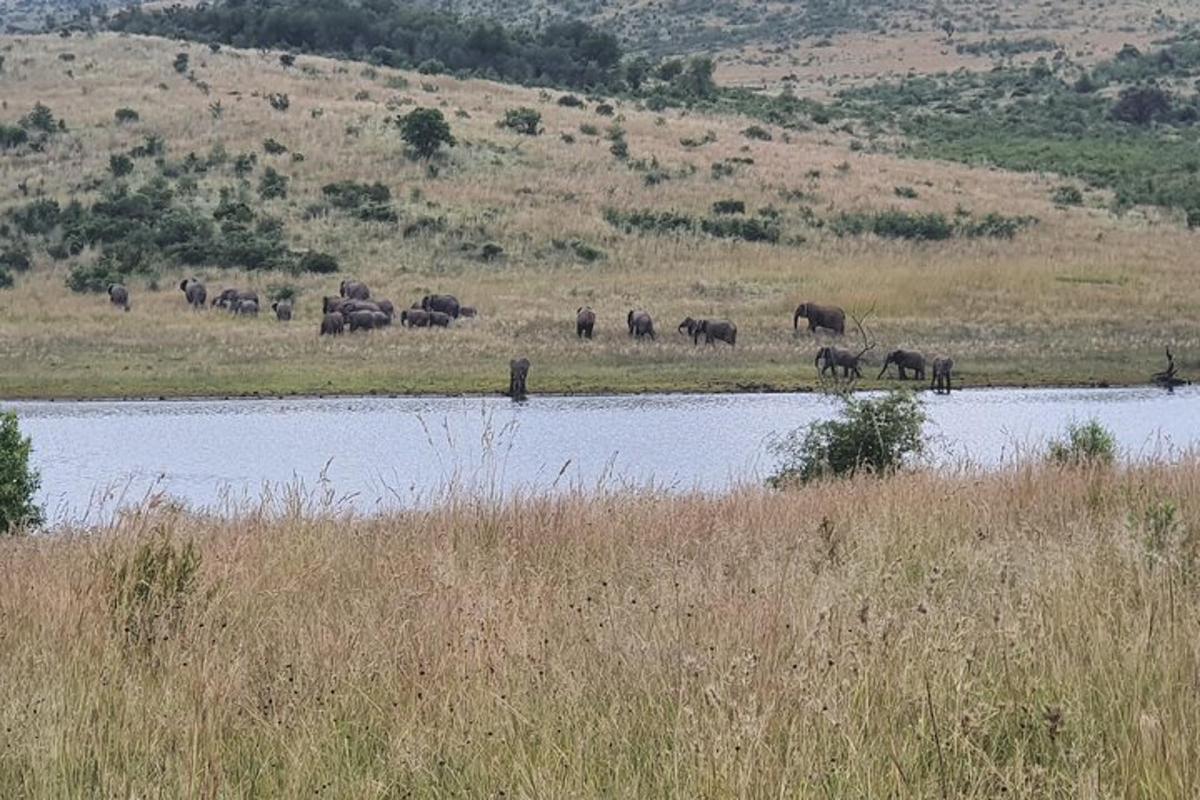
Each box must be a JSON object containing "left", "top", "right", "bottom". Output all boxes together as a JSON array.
[
  {"left": 459, "top": 305, "right": 478, "bottom": 318},
  {"left": 816, "top": 346, "right": 863, "bottom": 378},
  {"left": 422, "top": 294, "right": 461, "bottom": 318},
  {"left": 931, "top": 357, "right": 954, "bottom": 394},
  {"left": 429, "top": 310, "right": 453, "bottom": 327},
  {"left": 347, "top": 309, "right": 377, "bottom": 332},
  {"left": 340, "top": 280, "right": 371, "bottom": 300},
  {"left": 693, "top": 319, "right": 737, "bottom": 347},
  {"left": 107, "top": 283, "right": 130, "bottom": 311},
  {"left": 377, "top": 299, "right": 395, "bottom": 320},
  {"left": 509, "top": 357, "right": 530, "bottom": 400},
  {"left": 878, "top": 349, "right": 926, "bottom": 380},
  {"left": 323, "top": 295, "right": 351, "bottom": 315},
  {"left": 320, "top": 312, "right": 345, "bottom": 336},
  {"left": 677, "top": 317, "right": 701, "bottom": 338},
  {"left": 627, "top": 310, "right": 655, "bottom": 339},
  {"left": 577, "top": 307, "right": 596, "bottom": 339},
  {"left": 180, "top": 279, "right": 206, "bottom": 309},
  {"left": 794, "top": 302, "right": 845, "bottom": 335},
  {"left": 271, "top": 300, "right": 293, "bottom": 321},
  {"left": 340, "top": 300, "right": 382, "bottom": 316},
  {"left": 234, "top": 298, "right": 259, "bottom": 316},
  {"left": 371, "top": 311, "right": 391, "bottom": 328},
  {"left": 400, "top": 309, "right": 430, "bottom": 327},
  {"left": 214, "top": 288, "right": 258, "bottom": 311}
]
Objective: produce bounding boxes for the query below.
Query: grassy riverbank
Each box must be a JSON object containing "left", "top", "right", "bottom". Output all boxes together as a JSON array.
[
  {"left": 2, "top": 35, "right": 1199, "bottom": 398},
  {"left": 3, "top": 463, "right": 1199, "bottom": 795}
]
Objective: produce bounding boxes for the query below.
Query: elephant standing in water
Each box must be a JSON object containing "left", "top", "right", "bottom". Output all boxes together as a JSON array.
[
  {"left": 180, "top": 279, "right": 206, "bottom": 309},
  {"left": 509, "top": 358, "right": 530, "bottom": 400},
  {"left": 878, "top": 349, "right": 926, "bottom": 380},
  {"left": 107, "top": 283, "right": 130, "bottom": 311},
  {"left": 931, "top": 357, "right": 954, "bottom": 394},
  {"left": 793, "top": 302, "right": 845, "bottom": 335},
  {"left": 627, "top": 310, "right": 655, "bottom": 339},
  {"left": 816, "top": 346, "right": 865, "bottom": 378},
  {"left": 576, "top": 307, "right": 596, "bottom": 339}
]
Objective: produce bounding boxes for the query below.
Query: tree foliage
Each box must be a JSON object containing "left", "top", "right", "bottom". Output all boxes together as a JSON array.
[
  {"left": 397, "top": 108, "right": 454, "bottom": 159},
  {"left": 0, "top": 412, "right": 42, "bottom": 534}
]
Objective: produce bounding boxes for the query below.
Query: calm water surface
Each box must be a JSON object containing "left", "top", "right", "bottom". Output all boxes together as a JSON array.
[{"left": 4, "top": 387, "right": 1198, "bottom": 523}]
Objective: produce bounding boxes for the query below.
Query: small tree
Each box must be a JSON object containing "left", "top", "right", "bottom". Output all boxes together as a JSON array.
[
  {"left": 1047, "top": 420, "right": 1116, "bottom": 467},
  {"left": 109, "top": 154, "right": 134, "bottom": 178},
  {"left": 768, "top": 392, "right": 926, "bottom": 486},
  {"left": 173, "top": 52, "right": 190, "bottom": 75},
  {"left": 502, "top": 107, "right": 542, "bottom": 135},
  {"left": 258, "top": 167, "right": 288, "bottom": 199},
  {"left": 398, "top": 108, "right": 454, "bottom": 159},
  {"left": 0, "top": 412, "right": 42, "bottom": 534}
]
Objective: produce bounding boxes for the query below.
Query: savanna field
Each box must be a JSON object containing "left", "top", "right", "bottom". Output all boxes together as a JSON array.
[{"left": 0, "top": 32, "right": 1197, "bottom": 398}]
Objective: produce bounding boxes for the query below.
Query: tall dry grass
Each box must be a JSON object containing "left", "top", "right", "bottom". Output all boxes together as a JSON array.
[
  {"left": 0, "top": 34, "right": 1198, "bottom": 396},
  {"left": 2, "top": 462, "right": 1199, "bottom": 796}
]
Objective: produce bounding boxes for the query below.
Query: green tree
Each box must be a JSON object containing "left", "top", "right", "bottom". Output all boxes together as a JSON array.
[
  {"left": 109, "top": 154, "right": 134, "bottom": 178},
  {"left": 398, "top": 108, "right": 454, "bottom": 159},
  {"left": 502, "top": 107, "right": 542, "bottom": 135},
  {"left": 0, "top": 412, "right": 43, "bottom": 534}
]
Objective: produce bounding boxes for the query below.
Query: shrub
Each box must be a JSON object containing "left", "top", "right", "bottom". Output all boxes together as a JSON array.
[
  {"left": 129, "top": 134, "right": 164, "bottom": 158},
  {"left": 267, "top": 93, "right": 289, "bottom": 112},
  {"left": 833, "top": 210, "right": 953, "bottom": 241},
  {"left": 8, "top": 199, "right": 61, "bottom": 236},
  {"left": 502, "top": 107, "right": 542, "bottom": 136},
  {"left": 0, "top": 124, "right": 29, "bottom": 150},
  {"left": 109, "top": 154, "right": 134, "bottom": 178},
  {"left": 742, "top": 125, "right": 772, "bottom": 141},
  {"left": 579, "top": 123, "right": 599, "bottom": 136},
  {"left": 711, "top": 199, "right": 746, "bottom": 215},
  {"left": 1110, "top": 85, "right": 1172, "bottom": 125},
  {"left": 558, "top": 94, "right": 585, "bottom": 107},
  {"left": 233, "top": 152, "right": 256, "bottom": 177},
  {"left": 173, "top": 52, "right": 190, "bottom": 74},
  {"left": 114, "top": 107, "right": 140, "bottom": 124},
  {"left": 67, "top": 263, "right": 128, "bottom": 294},
  {"left": 958, "top": 212, "right": 1037, "bottom": 239},
  {"left": 0, "top": 246, "right": 33, "bottom": 272},
  {"left": 417, "top": 58, "right": 445, "bottom": 75},
  {"left": 700, "top": 216, "right": 780, "bottom": 243},
  {"left": 893, "top": 185, "right": 918, "bottom": 199},
  {"left": 0, "top": 269, "right": 12, "bottom": 289},
  {"left": 595, "top": 103, "right": 615, "bottom": 116},
  {"left": 0, "top": 412, "right": 43, "bottom": 534},
  {"left": 397, "top": 107, "right": 454, "bottom": 159},
  {"left": 258, "top": 167, "right": 288, "bottom": 199},
  {"left": 106, "top": 526, "right": 201, "bottom": 651},
  {"left": 21, "top": 103, "right": 58, "bottom": 134},
  {"left": 279, "top": 53, "right": 295, "bottom": 68},
  {"left": 262, "top": 138, "right": 288, "bottom": 155},
  {"left": 768, "top": 392, "right": 925, "bottom": 486},
  {"left": 294, "top": 251, "right": 339, "bottom": 274},
  {"left": 1052, "top": 185, "right": 1084, "bottom": 206},
  {"left": 1047, "top": 420, "right": 1116, "bottom": 467}
]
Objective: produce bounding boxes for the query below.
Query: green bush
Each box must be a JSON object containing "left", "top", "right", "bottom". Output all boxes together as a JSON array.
[
  {"left": 172, "top": 52, "right": 190, "bottom": 74},
  {"left": 398, "top": 107, "right": 454, "bottom": 159},
  {"left": 106, "top": 526, "right": 201, "bottom": 652},
  {"left": 0, "top": 124, "right": 29, "bottom": 149},
  {"left": 893, "top": 185, "right": 919, "bottom": 199},
  {"left": 1052, "top": 185, "right": 1084, "bottom": 205},
  {"left": 258, "top": 167, "right": 288, "bottom": 199},
  {"left": 0, "top": 412, "right": 42, "bottom": 534},
  {"left": 7, "top": 199, "right": 61, "bottom": 236},
  {"left": 21, "top": 103, "right": 59, "bottom": 134},
  {"left": 700, "top": 216, "right": 780, "bottom": 243},
  {"left": 501, "top": 107, "right": 542, "bottom": 135},
  {"left": 833, "top": 210, "right": 952, "bottom": 241},
  {"left": 0, "top": 268, "right": 12, "bottom": 289},
  {"left": 1047, "top": 420, "right": 1116, "bottom": 467},
  {"left": 233, "top": 152, "right": 256, "bottom": 177},
  {"left": 768, "top": 392, "right": 926, "bottom": 486},
  {"left": 557, "top": 94, "right": 585, "bottom": 107},
  {"left": 109, "top": 154, "right": 134, "bottom": 177},
  {"left": 741, "top": 124, "right": 772, "bottom": 141},
  {"left": 711, "top": 199, "right": 746, "bottom": 215},
  {"left": 262, "top": 137, "right": 288, "bottom": 155},
  {"left": 294, "top": 251, "right": 339, "bottom": 274},
  {"left": 114, "top": 107, "right": 140, "bottom": 124},
  {"left": 0, "top": 245, "right": 33, "bottom": 272}
]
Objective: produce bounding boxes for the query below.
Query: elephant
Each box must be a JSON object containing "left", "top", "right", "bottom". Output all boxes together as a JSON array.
[
  {"left": 459, "top": 305, "right": 478, "bottom": 318},
  {"left": 377, "top": 299, "right": 395, "bottom": 320},
  {"left": 931, "top": 357, "right": 954, "bottom": 394},
  {"left": 577, "top": 307, "right": 596, "bottom": 339},
  {"left": 234, "top": 298, "right": 259, "bottom": 316},
  {"left": 214, "top": 289, "right": 258, "bottom": 311},
  {"left": 340, "top": 280, "right": 370, "bottom": 300},
  {"left": 323, "top": 295, "right": 352, "bottom": 315},
  {"left": 429, "top": 311, "right": 453, "bottom": 327},
  {"left": 271, "top": 300, "right": 293, "bottom": 321},
  {"left": 320, "top": 312, "right": 345, "bottom": 336},
  {"left": 878, "top": 349, "right": 926, "bottom": 380},
  {"left": 816, "top": 346, "right": 864, "bottom": 378},
  {"left": 627, "top": 310, "right": 655, "bottom": 339},
  {"left": 793, "top": 302, "right": 846, "bottom": 335},
  {"left": 693, "top": 319, "right": 737, "bottom": 347},
  {"left": 107, "top": 283, "right": 130, "bottom": 312},
  {"left": 340, "top": 300, "right": 382, "bottom": 316},
  {"left": 422, "top": 294, "right": 461, "bottom": 318},
  {"left": 371, "top": 311, "right": 391, "bottom": 328},
  {"left": 677, "top": 317, "right": 701, "bottom": 338},
  {"left": 180, "top": 279, "right": 206, "bottom": 309},
  {"left": 400, "top": 309, "right": 430, "bottom": 327},
  {"left": 347, "top": 309, "right": 377, "bottom": 332},
  {"left": 509, "top": 357, "right": 530, "bottom": 400}
]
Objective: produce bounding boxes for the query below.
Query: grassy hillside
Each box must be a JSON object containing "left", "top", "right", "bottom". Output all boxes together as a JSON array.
[
  {"left": 3, "top": 461, "right": 1199, "bottom": 795},
  {"left": 0, "top": 33, "right": 1197, "bottom": 398}
]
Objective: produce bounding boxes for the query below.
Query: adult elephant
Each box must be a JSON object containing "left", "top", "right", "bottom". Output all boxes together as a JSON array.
[
  {"left": 107, "top": 283, "right": 130, "bottom": 312},
  {"left": 214, "top": 288, "right": 258, "bottom": 311},
  {"left": 180, "top": 279, "right": 206, "bottom": 309},
  {"left": 577, "top": 307, "right": 596, "bottom": 339},
  {"left": 627, "top": 310, "right": 655, "bottom": 340},
  {"left": 793, "top": 302, "right": 845, "bottom": 335},
  {"left": 509, "top": 357, "right": 530, "bottom": 400},
  {"left": 931, "top": 357, "right": 954, "bottom": 394},
  {"left": 371, "top": 311, "right": 391, "bottom": 328},
  {"left": 320, "top": 312, "right": 345, "bottom": 336},
  {"left": 400, "top": 309, "right": 430, "bottom": 327},
  {"left": 815, "top": 346, "right": 864, "bottom": 378},
  {"left": 377, "top": 299, "right": 395, "bottom": 320},
  {"left": 693, "top": 319, "right": 737, "bottom": 347},
  {"left": 340, "top": 280, "right": 370, "bottom": 300},
  {"left": 347, "top": 309, "right": 376, "bottom": 332},
  {"left": 878, "top": 349, "right": 926, "bottom": 380},
  {"left": 422, "top": 294, "right": 461, "bottom": 318},
  {"left": 234, "top": 298, "right": 259, "bottom": 316},
  {"left": 271, "top": 300, "right": 293, "bottom": 321}
]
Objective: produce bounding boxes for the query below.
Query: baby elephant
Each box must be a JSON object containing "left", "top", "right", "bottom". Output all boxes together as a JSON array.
[
  {"left": 400, "top": 309, "right": 431, "bottom": 327},
  {"left": 234, "top": 298, "right": 259, "bottom": 316},
  {"left": 320, "top": 311, "right": 345, "bottom": 336},
  {"left": 816, "top": 346, "right": 864, "bottom": 378},
  {"left": 180, "top": 278, "right": 206, "bottom": 309},
  {"left": 878, "top": 349, "right": 926, "bottom": 380},
  {"left": 429, "top": 311, "right": 453, "bottom": 327},
  {"left": 693, "top": 319, "right": 737, "bottom": 347},
  {"left": 577, "top": 307, "right": 596, "bottom": 339},
  {"left": 459, "top": 305, "right": 478, "bottom": 319},
  {"left": 931, "top": 357, "right": 954, "bottom": 394},
  {"left": 107, "top": 283, "right": 130, "bottom": 312},
  {"left": 347, "top": 309, "right": 377, "bottom": 332},
  {"left": 509, "top": 357, "right": 530, "bottom": 400},
  {"left": 271, "top": 300, "right": 293, "bottom": 321},
  {"left": 627, "top": 310, "right": 655, "bottom": 340}
]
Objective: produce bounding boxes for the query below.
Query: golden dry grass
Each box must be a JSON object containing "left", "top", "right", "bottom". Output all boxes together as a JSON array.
[
  {"left": 1, "top": 33, "right": 1198, "bottom": 397},
  {"left": 2, "top": 462, "right": 1200, "bottom": 795}
]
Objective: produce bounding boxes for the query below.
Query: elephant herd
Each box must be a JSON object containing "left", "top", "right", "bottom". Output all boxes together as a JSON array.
[{"left": 102, "top": 282, "right": 955, "bottom": 394}]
